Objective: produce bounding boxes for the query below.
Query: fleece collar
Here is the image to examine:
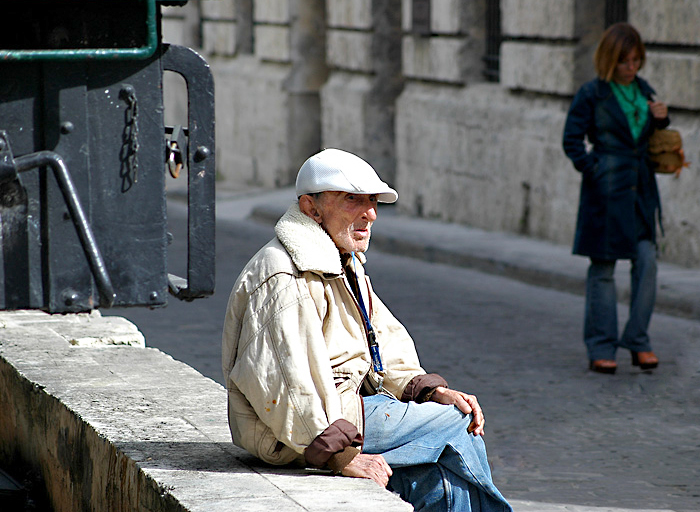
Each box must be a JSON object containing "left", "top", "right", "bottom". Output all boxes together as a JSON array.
[{"left": 274, "top": 202, "right": 367, "bottom": 276}]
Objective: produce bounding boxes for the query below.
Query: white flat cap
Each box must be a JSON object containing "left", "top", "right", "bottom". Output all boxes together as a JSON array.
[{"left": 295, "top": 148, "right": 398, "bottom": 203}]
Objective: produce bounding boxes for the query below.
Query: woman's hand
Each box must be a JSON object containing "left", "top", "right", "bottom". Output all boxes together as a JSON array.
[
  {"left": 431, "top": 386, "right": 485, "bottom": 436},
  {"left": 648, "top": 100, "right": 668, "bottom": 119},
  {"left": 672, "top": 148, "right": 689, "bottom": 178}
]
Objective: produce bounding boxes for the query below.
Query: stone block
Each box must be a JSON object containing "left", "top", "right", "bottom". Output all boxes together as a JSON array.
[
  {"left": 630, "top": 0, "right": 700, "bottom": 45},
  {"left": 255, "top": 25, "right": 291, "bottom": 62},
  {"left": 401, "top": 0, "right": 412, "bottom": 32},
  {"left": 502, "top": 0, "right": 575, "bottom": 38},
  {"left": 254, "top": 0, "right": 290, "bottom": 24},
  {"left": 321, "top": 73, "right": 371, "bottom": 156},
  {"left": 327, "top": 30, "right": 374, "bottom": 72},
  {"left": 202, "top": 21, "right": 236, "bottom": 56},
  {"left": 402, "top": 36, "right": 465, "bottom": 84},
  {"left": 200, "top": 0, "right": 236, "bottom": 19},
  {"left": 431, "top": 0, "right": 462, "bottom": 34},
  {"left": 500, "top": 41, "right": 576, "bottom": 95},
  {"left": 643, "top": 51, "right": 700, "bottom": 110},
  {"left": 327, "top": 0, "right": 373, "bottom": 29}
]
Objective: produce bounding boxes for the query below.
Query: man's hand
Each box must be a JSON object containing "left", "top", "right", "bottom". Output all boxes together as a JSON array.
[
  {"left": 341, "top": 453, "right": 392, "bottom": 487},
  {"left": 431, "top": 386, "right": 485, "bottom": 436}
]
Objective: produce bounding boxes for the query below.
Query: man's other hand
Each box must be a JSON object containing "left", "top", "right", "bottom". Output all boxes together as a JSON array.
[
  {"left": 341, "top": 453, "right": 392, "bottom": 487},
  {"left": 431, "top": 386, "right": 485, "bottom": 436}
]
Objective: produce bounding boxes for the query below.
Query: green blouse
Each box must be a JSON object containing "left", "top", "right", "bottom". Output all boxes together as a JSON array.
[{"left": 610, "top": 80, "right": 648, "bottom": 142}]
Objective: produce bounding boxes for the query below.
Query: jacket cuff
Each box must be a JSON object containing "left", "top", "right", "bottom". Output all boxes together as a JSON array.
[
  {"left": 304, "top": 419, "right": 363, "bottom": 471},
  {"left": 327, "top": 446, "right": 361, "bottom": 474},
  {"left": 655, "top": 116, "right": 671, "bottom": 130},
  {"left": 401, "top": 373, "right": 449, "bottom": 403}
]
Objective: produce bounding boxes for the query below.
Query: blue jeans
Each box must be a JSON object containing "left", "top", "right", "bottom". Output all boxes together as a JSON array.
[
  {"left": 584, "top": 239, "right": 657, "bottom": 360},
  {"left": 362, "top": 394, "right": 512, "bottom": 512}
]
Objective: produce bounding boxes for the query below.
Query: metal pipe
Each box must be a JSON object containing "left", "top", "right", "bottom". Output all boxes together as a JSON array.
[{"left": 14, "top": 151, "right": 115, "bottom": 308}]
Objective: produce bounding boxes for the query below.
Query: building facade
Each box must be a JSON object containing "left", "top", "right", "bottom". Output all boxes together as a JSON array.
[{"left": 163, "top": 0, "right": 700, "bottom": 267}]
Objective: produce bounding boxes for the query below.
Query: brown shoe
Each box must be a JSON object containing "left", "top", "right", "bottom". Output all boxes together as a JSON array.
[
  {"left": 589, "top": 359, "right": 617, "bottom": 374},
  {"left": 631, "top": 351, "right": 659, "bottom": 370}
]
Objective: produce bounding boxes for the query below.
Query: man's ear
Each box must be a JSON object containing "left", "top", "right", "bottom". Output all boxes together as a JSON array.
[{"left": 298, "top": 194, "right": 323, "bottom": 224}]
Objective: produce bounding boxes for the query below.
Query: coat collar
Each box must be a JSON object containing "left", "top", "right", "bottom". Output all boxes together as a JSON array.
[
  {"left": 593, "top": 76, "right": 656, "bottom": 100},
  {"left": 593, "top": 76, "right": 656, "bottom": 143},
  {"left": 274, "top": 202, "right": 366, "bottom": 276}
]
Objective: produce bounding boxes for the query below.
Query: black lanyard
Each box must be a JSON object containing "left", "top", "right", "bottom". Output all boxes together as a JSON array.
[{"left": 349, "top": 253, "right": 384, "bottom": 374}]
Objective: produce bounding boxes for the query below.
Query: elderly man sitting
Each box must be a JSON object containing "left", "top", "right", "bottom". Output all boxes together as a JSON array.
[{"left": 223, "top": 149, "right": 511, "bottom": 512}]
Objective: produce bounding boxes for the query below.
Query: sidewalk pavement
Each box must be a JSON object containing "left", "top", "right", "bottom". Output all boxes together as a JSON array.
[{"left": 215, "top": 186, "right": 700, "bottom": 321}]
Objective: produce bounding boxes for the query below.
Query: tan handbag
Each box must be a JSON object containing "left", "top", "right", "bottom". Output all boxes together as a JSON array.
[{"left": 648, "top": 129, "right": 688, "bottom": 174}]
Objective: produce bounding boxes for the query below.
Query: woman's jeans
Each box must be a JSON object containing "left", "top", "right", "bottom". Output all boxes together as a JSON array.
[
  {"left": 584, "top": 239, "right": 657, "bottom": 360},
  {"left": 362, "top": 394, "right": 512, "bottom": 512}
]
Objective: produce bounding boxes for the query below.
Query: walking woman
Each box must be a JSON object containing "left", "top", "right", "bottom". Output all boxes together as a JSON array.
[{"left": 562, "top": 22, "right": 671, "bottom": 374}]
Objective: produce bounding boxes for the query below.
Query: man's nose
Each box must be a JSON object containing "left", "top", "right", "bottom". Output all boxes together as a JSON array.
[{"left": 362, "top": 200, "right": 377, "bottom": 221}]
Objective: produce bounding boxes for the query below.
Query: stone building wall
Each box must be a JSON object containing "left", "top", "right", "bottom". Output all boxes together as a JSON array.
[
  {"left": 321, "top": 0, "right": 403, "bottom": 184},
  {"left": 161, "top": 0, "right": 700, "bottom": 267}
]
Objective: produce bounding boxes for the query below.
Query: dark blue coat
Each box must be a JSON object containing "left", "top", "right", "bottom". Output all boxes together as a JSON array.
[{"left": 562, "top": 77, "right": 669, "bottom": 260}]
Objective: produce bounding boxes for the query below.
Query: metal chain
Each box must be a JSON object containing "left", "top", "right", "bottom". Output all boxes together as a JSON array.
[{"left": 123, "top": 87, "right": 139, "bottom": 183}]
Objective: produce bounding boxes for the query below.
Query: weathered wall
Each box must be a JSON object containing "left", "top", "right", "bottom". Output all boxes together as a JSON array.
[
  {"left": 396, "top": 84, "right": 578, "bottom": 243},
  {"left": 0, "top": 312, "right": 162, "bottom": 512},
  {"left": 321, "top": 0, "right": 403, "bottom": 184},
  {"left": 161, "top": 0, "right": 700, "bottom": 267}
]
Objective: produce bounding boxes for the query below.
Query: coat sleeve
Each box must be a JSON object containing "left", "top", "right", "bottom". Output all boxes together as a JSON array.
[
  {"left": 641, "top": 79, "right": 671, "bottom": 131},
  {"left": 226, "top": 272, "right": 344, "bottom": 457},
  {"left": 563, "top": 84, "right": 598, "bottom": 174},
  {"left": 652, "top": 115, "right": 671, "bottom": 131},
  {"left": 401, "top": 373, "right": 449, "bottom": 402}
]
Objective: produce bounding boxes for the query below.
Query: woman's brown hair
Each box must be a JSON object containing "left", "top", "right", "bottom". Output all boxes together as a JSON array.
[{"left": 593, "top": 22, "right": 646, "bottom": 82}]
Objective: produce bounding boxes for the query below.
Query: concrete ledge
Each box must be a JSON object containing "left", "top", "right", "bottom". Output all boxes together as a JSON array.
[{"left": 0, "top": 311, "right": 411, "bottom": 512}]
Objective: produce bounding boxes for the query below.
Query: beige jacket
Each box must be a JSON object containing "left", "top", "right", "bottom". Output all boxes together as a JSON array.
[{"left": 222, "top": 203, "right": 434, "bottom": 468}]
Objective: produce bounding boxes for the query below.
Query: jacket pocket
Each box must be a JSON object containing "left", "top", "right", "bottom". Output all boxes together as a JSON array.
[{"left": 255, "top": 421, "right": 301, "bottom": 465}]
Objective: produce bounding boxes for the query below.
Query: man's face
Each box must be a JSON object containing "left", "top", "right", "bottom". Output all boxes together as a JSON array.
[{"left": 314, "top": 192, "right": 379, "bottom": 254}]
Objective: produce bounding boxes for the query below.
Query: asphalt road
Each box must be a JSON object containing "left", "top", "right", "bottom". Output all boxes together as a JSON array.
[{"left": 109, "top": 200, "right": 700, "bottom": 512}]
